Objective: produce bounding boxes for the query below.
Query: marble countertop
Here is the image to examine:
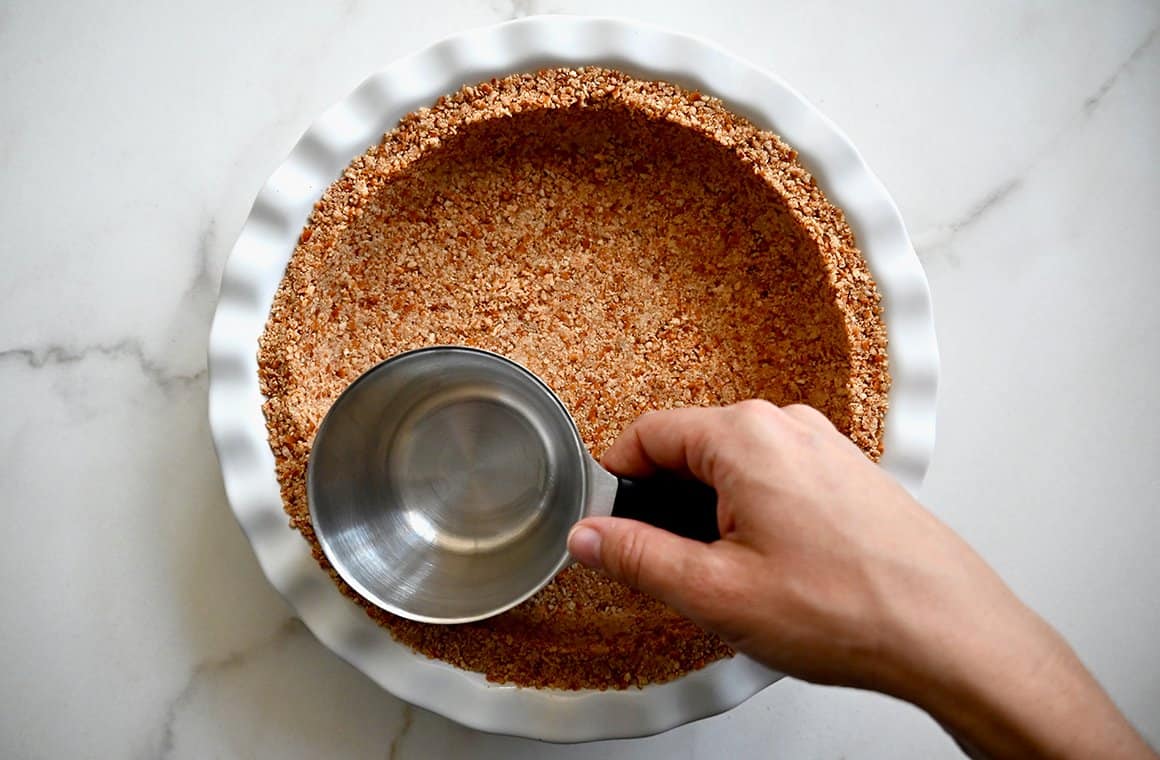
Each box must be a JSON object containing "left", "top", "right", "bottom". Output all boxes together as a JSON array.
[{"left": 2, "top": 1, "right": 1157, "bottom": 757}]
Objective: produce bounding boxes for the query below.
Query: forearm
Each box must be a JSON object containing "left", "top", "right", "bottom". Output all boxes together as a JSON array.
[{"left": 881, "top": 572, "right": 1154, "bottom": 759}]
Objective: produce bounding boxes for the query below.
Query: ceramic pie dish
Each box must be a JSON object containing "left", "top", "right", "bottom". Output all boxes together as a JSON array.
[{"left": 208, "top": 15, "right": 939, "bottom": 742}]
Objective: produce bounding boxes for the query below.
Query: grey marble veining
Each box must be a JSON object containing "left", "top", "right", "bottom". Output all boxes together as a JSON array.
[
  {"left": 913, "top": 21, "right": 1158, "bottom": 261},
  {"left": 1, "top": 1, "right": 1157, "bottom": 758},
  {"left": 155, "top": 618, "right": 299, "bottom": 760}
]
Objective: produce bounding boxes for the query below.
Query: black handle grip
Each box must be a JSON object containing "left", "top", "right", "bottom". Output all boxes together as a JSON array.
[{"left": 610, "top": 476, "right": 719, "bottom": 542}]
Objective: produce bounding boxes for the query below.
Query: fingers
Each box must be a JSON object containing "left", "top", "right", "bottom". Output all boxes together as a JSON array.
[
  {"left": 599, "top": 401, "right": 841, "bottom": 486},
  {"left": 599, "top": 407, "right": 730, "bottom": 484},
  {"left": 568, "top": 516, "right": 722, "bottom": 616}
]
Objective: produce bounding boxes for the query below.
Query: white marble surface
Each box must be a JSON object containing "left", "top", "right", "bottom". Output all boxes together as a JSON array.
[{"left": 1, "top": 0, "right": 1157, "bottom": 757}]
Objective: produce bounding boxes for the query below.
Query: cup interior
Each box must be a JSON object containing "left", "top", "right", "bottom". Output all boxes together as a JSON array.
[{"left": 308, "top": 347, "right": 588, "bottom": 623}]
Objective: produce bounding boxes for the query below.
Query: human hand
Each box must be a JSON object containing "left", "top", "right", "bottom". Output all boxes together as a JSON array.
[{"left": 567, "top": 401, "right": 1154, "bottom": 759}]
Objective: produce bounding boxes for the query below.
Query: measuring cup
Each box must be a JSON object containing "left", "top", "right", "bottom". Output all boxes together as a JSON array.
[{"left": 307, "top": 346, "right": 719, "bottom": 624}]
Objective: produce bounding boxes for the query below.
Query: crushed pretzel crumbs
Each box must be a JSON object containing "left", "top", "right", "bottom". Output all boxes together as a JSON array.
[{"left": 257, "top": 66, "right": 889, "bottom": 690}]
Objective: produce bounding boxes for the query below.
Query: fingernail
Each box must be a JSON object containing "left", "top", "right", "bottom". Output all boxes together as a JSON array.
[{"left": 567, "top": 525, "right": 603, "bottom": 568}]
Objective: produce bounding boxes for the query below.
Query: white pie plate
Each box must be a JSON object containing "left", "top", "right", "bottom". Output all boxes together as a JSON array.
[{"left": 208, "top": 15, "right": 939, "bottom": 743}]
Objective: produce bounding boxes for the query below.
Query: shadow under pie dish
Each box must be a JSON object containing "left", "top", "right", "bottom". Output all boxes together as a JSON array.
[{"left": 210, "top": 16, "right": 937, "bottom": 742}]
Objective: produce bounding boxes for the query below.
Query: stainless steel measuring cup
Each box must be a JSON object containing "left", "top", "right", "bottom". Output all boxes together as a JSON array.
[{"left": 308, "top": 346, "right": 719, "bottom": 624}]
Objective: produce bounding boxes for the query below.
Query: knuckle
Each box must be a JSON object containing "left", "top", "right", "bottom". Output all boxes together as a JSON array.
[
  {"left": 781, "top": 404, "right": 837, "bottom": 442},
  {"left": 782, "top": 402, "right": 816, "bottom": 418},
  {"left": 783, "top": 403, "right": 830, "bottom": 425},
  {"left": 731, "top": 400, "right": 782, "bottom": 436},
  {"left": 733, "top": 398, "right": 777, "bottom": 419},
  {"left": 688, "top": 422, "right": 720, "bottom": 481},
  {"left": 612, "top": 528, "right": 650, "bottom": 589},
  {"left": 730, "top": 399, "right": 785, "bottom": 440},
  {"left": 788, "top": 408, "right": 835, "bottom": 431}
]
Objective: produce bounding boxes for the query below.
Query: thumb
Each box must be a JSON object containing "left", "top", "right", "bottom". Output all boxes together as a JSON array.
[{"left": 567, "top": 516, "right": 717, "bottom": 613}]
